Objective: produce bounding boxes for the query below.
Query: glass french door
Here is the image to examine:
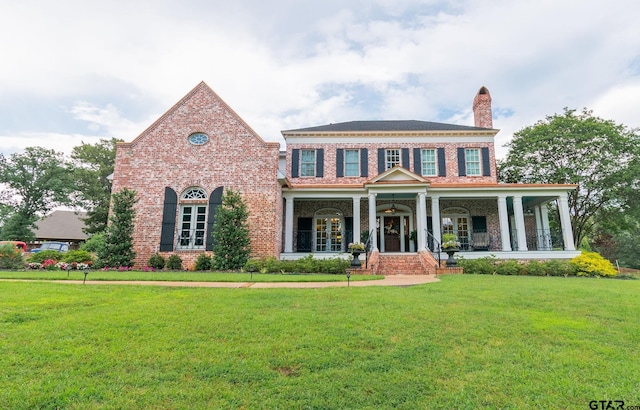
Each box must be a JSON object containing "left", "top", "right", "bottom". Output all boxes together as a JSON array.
[
  {"left": 442, "top": 215, "right": 470, "bottom": 249},
  {"left": 315, "top": 215, "right": 343, "bottom": 252}
]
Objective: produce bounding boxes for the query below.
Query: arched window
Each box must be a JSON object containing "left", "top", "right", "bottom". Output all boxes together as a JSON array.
[{"left": 178, "top": 187, "right": 208, "bottom": 249}]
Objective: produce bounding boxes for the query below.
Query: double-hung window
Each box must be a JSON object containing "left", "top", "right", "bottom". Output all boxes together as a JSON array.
[
  {"left": 465, "top": 148, "right": 481, "bottom": 176},
  {"left": 385, "top": 149, "right": 400, "bottom": 169},
  {"left": 300, "top": 149, "right": 316, "bottom": 177},
  {"left": 421, "top": 149, "right": 437, "bottom": 176},
  {"left": 344, "top": 149, "right": 360, "bottom": 176}
]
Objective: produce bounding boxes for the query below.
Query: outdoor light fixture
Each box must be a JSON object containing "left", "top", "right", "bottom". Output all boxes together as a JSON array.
[{"left": 384, "top": 194, "right": 397, "bottom": 215}]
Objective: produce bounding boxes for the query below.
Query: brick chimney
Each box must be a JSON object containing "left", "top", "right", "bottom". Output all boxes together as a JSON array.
[{"left": 473, "top": 86, "right": 493, "bottom": 129}]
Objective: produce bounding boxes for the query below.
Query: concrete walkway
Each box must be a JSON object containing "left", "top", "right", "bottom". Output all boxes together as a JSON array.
[{"left": 6, "top": 275, "right": 439, "bottom": 288}]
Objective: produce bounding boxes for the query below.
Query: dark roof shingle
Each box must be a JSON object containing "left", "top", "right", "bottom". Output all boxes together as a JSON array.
[{"left": 283, "top": 120, "right": 493, "bottom": 133}]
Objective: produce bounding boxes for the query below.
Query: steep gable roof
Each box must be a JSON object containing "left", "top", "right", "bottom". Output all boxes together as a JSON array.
[
  {"left": 283, "top": 120, "right": 493, "bottom": 133},
  {"left": 34, "top": 210, "right": 88, "bottom": 241}
]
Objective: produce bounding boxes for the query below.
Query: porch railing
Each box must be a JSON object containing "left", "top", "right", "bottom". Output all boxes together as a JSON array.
[
  {"left": 425, "top": 229, "right": 442, "bottom": 266},
  {"left": 364, "top": 229, "right": 375, "bottom": 269}
]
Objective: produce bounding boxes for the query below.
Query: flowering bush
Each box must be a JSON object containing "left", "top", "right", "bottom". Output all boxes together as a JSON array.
[
  {"left": 348, "top": 242, "right": 366, "bottom": 252},
  {"left": 28, "top": 262, "right": 42, "bottom": 269},
  {"left": 42, "top": 259, "right": 58, "bottom": 270},
  {"left": 441, "top": 233, "right": 461, "bottom": 250}
]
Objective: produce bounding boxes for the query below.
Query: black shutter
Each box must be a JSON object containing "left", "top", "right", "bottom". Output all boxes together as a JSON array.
[
  {"left": 402, "top": 148, "right": 410, "bottom": 169},
  {"left": 472, "top": 216, "right": 487, "bottom": 231},
  {"left": 437, "top": 148, "right": 446, "bottom": 177},
  {"left": 360, "top": 148, "right": 368, "bottom": 177},
  {"left": 316, "top": 149, "right": 324, "bottom": 177},
  {"left": 297, "top": 217, "right": 312, "bottom": 252},
  {"left": 291, "top": 149, "right": 299, "bottom": 178},
  {"left": 206, "top": 186, "right": 223, "bottom": 251},
  {"left": 378, "top": 148, "right": 385, "bottom": 173},
  {"left": 413, "top": 148, "right": 422, "bottom": 175},
  {"left": 344, "top": 217, "right": 353, "bottom": 248},
  {"left": 481, "top": 147, "right": 491, "bottom": 176},
  {"left": 457, "top": 148, "right": 466, "bottom": 176},
  {"left": 159, "top": 187, "right": 177, "bottom": 252},
  {"left": 336, "top": 149, "right": 344, "bottom": 178}
]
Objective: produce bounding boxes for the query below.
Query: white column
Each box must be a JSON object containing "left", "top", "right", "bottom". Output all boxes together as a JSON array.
[
  {"left": 353, "top": 196, "right": 361, "bottom": 244},
  {"left": 418, "top": 193, "right": 427, "bottom": 251},
  {"left": 557, "top": 194, "right": 576, "bottom": 251},
  {"left": 497, "top": 195, "right": 512, "bottom": 251},
  {"left": 513, "top": 195, "right": 528, "bottom": 251},
  {"left": 534, "top": 205, "right": 543, "bottom": 250},
  {"left": 414, "top": 196, "right": 421, "bottom": 252},
  {"left": 284, "top": 196, "right": 294, "bottom": 253},
  {"left": 431, "top": 195, "right": 441, "bottom": 250},
  {"left": 368, "top": 193, "right": 378, "bottom": 250},
  {"left": 540, "top": 204, "right": 552, "bottom": 250}
]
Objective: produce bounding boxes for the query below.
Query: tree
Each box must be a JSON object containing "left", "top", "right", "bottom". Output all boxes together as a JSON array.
[
  {"left": 499, "top": 108, "right": 640, "bottom": 247},
  {"left": 97, "top": 188, "right": 137, "bottom": 268},
  {"left": 70, "top": 138, "right": 123, "bottom": 234},
  {"left": 212, "top": 189, "right": 251, "bottom": 270},
  {"left": 0, "top": 147, "right": 73, "bottom": 239}
]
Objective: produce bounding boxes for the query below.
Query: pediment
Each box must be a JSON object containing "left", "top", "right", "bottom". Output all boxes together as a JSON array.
[{"left": 367, "top": 166, "right": 428, "bottom": 184}]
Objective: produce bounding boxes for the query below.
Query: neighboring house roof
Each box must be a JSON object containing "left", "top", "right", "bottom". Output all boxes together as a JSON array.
[
  {"left": 34, "top": 210, "right": 88, "bottom": 242},
  {"left": 283, "top": 120, "right": 494, "bottom": 133}
]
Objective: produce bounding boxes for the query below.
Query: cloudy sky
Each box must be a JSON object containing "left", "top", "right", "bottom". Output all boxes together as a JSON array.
[{"left": 1, "top": 0, "right": 639, "bottom": 160}]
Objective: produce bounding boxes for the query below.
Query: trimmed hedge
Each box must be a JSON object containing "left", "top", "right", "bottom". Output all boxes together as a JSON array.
[
  {"left": 458, "top": 251, "right": 619, "bottom": 278},
  {"left": 244, "top": 254, "right": 350, "bottom": 275}
]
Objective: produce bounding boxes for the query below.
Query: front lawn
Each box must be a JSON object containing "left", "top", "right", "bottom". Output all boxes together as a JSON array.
[
  {"left": 1, "top": 275, "right": 638, "bottom": 409},
  {"left": 0, "top": 270, "right": 383, "bottom": 282}
]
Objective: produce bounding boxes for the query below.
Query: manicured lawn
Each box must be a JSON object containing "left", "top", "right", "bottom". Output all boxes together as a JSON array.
[
  {"left": 0, "top": 270, "right": 383, "bottom": 282},
  {"left": 1, "top": 275, "right": 638, "bottom": 409}
]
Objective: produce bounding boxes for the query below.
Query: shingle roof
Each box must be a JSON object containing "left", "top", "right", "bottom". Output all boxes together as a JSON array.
[
  {"left": 34, "top": 210, "right": 88, "bottom": 241},
  {"left": 283, "top": 120, "right": 493, "bottom": 133}
]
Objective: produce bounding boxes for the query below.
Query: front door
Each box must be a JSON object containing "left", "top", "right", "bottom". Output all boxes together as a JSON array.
[{"left": 383, "top": 216, "right": 401, "bottom": 252}]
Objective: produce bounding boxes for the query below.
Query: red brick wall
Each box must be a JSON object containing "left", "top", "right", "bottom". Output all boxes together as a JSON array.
[
  {"left": 285, "top": 141, "right": 498, "bottom": 185},
  {"left": 111, "top": 83, "right": 282, "bottom": 268}
]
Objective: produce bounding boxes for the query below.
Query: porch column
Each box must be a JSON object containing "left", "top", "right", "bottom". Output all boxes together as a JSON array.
[
  {"left": 557, "top": 194, "right": 576, "bottom": 251},
  {"left": 415, "top": 196, "right": 421, "bottom": 252},
  {"left": 513, "top": 195, "right": 528, "bottom": 251},
  {"left": 284, "top": 195, "right": 294, "bottom": 253},
  {"left": 353, "top": 196, "right": 361, "bottom": 244},
  {"left": 540, "top": 204, "right": 552, "bottom": 250},
  {"left": 418, "top": 193, "right": 427, "bottom": 251},
  {"left": 534, "top": 205, "right": 544, "bottom": 250},
  {"left": 368, "top": 193, "right": 378, "bottom": 250},
  {"left": 431, "top": 195, "right": 441, "bottom": 249},
  {"left": 497, "top": 195, "right": 512, "bottom": 251}
]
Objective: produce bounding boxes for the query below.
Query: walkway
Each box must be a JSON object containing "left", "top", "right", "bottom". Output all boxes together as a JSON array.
[{"left": 5, "top": 275, "right": 439, "bottom": 288}]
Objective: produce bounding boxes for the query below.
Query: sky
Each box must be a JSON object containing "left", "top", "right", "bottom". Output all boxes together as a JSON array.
[{"left": 1, "top": 0, "right": 639, "bottom": 160}]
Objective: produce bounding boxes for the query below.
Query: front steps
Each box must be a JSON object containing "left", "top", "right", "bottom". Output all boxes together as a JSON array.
[{"left": 375, "top": 252, "right": 438, "bottom": 275}]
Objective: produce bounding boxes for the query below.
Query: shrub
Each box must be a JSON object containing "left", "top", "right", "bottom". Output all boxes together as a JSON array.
[
  {"left": 243, "top": 255, "right": 350, "bottom": 274},
  {"left": 457, "top": 256, "right": 496, "bottom": 275},
  {"left": 81, "top": 233, "right": 106, "bottom": 254},
  {"left": 571, "top": 251, "right": 617, "bottom": 277},
  {"left": 148, "top": 253, "right": 166, "bottom": 270},
  {"left": 27, "top": 250, "right": 63, "bottom": 264},
  {"left": 0, "top": 243, "right": 24, "bottom": 270},
  {"left": 526, "top": 260, "right": 546, "bottom": 276},
  {"left": 166, "top": 254, "right": 183, "bottom": 270},
  {"left": 545, "top": 259, "right": 575, "bottom": 277},
  {"left": 194, "top": 253, "right": 212, "bottom": 271},
  {"left": 62, "top": 250, "right": 95, "bottom": 265},
  {"left": 496, "top": 260, "right": 521, "bottom": 276}
]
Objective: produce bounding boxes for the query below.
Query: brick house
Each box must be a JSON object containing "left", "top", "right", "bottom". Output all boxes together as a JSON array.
[{"left": 111, "top": 82, "right": 578, "bottom": 273}]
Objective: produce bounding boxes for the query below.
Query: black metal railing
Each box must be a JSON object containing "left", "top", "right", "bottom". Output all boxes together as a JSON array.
[
  {"left": 365, "top": 229, "right": 375, "bottom": 269},
  {"left": 425, "top": 229, "right": 441, "bottom": 266}
]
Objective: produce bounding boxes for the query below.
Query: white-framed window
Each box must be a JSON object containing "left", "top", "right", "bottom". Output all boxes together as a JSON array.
[
  {"left": 441, "top": 207, "right": 470, "bottom": 249},
  {"left": 345, "top": 149, "right": 360, "bottom": 177},
  {"left": 465, "top": 148, "right": 481, "bottom": 176},
  {"left": 178, "top": 188, "right": 208, "bottom": 250},
  {"left": 300, "top": 149, "right": 316, "bottom": 177},
  {"left": 421, "top": 148, "right": 437, "bottom": 176},
  {"left": 314, "top": 209, "right": 344, "bottom": 252},
  {"left": 386, "top": 149, "right": 400, "bottom": 169}
]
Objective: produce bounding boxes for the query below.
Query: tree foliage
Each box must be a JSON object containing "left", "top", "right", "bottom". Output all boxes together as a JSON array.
[
  {"left": 499, "top": 108, "right": 640, "bottom": 247},
  {"left": 70, "top": 138, "right": 122, "bottom": 234},
  {"left": 0, "top": 147, "right": 73, "bottom": 239},
  {"left": 212, "top": 189, "right": 251, "bottom": 270},
  {"left": 97, "top": 188, "right": 137, "bottom": 268}
]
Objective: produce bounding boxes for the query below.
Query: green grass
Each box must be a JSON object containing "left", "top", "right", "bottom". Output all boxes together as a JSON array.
[
  {"left": 1, "top": 275, "right": 639, "bottom": 409},
  {"left": 0, "top": 270, "right": 383, "bottom": 282}
]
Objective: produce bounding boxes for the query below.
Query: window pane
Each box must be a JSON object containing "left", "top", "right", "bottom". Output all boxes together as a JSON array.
[
  {"left": 465, "top": 148, "right": 481, "bottom": 176},
  {"left": 386, "top": 149, "right": 400, "bottom": 169},
  {"left": 301, "top": 149, "right": 316, "bottom": 177},
  {"left": 421, "top": 149, "right": 436, "bottom": 176},
  {"left": 345, "top": 149, "right": 359, "bottom": 176}
]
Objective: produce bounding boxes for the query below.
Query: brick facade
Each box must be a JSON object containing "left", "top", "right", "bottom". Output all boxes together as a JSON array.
[{"left": 111, "top": 82, "right": 282, "bottom": 268}]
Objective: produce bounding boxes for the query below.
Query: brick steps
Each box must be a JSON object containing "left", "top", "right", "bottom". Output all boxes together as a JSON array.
[{"left": 376, "top": 253, "right": 434, "bottom": 275}]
